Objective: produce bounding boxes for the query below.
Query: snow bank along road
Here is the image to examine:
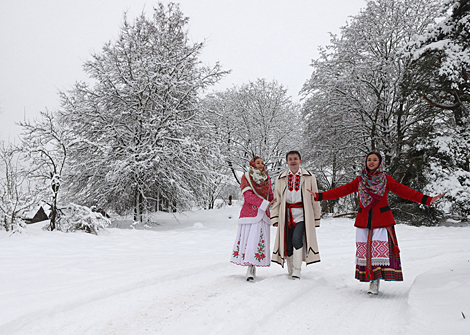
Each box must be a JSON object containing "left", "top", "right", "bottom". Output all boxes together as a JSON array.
[{"left": 1, "top": 206, "right": 469, "bottom": 334}]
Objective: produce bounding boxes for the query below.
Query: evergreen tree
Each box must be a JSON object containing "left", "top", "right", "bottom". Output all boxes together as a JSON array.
[{"left": 406, "top": 0, "right": 470, "bottom": 221}]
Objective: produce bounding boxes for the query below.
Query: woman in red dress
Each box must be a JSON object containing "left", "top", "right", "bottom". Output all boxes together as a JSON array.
[{"left": 308, "top": 152, "right": 443, "bottom": 294}]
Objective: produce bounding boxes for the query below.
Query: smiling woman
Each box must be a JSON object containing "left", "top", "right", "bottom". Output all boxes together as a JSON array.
[
  {"left": 308, "top": 152, "right": 444, "bottom": 295},
  {"left": 230, "top": 156, "right": 275, "bottom": 281}
]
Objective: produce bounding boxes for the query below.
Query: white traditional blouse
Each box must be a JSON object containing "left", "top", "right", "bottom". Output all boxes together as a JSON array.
[{"left": 286, "top": 169, "right": 304, "bottom": 223}]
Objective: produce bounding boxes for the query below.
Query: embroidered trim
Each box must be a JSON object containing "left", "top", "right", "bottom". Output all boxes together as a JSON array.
[
  {"left": 254, "top": 230, "right": 266, "bottom": 262},
  {"left": 287, "top": 172, "right": 301, "bottom": 192}
]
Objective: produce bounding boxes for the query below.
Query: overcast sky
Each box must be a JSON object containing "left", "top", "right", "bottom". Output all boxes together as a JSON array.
[{"left": 0, "top": 0, "right": 366, "bottom": 142}]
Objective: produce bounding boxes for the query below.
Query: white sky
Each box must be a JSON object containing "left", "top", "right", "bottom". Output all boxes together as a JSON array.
[{"left": 0, "top": 0, "right": 366, "bottom": 142}]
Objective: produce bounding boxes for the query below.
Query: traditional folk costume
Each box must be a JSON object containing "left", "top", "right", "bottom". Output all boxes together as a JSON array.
[
  {"left": 316, "top": 158, "right": 434, "bottom": 293},
  {"left": 230, "top": 162, "right": 274, "bottom": 280},
  {"left": 270, "top": 168, "right": 322, "bottom": 278}
]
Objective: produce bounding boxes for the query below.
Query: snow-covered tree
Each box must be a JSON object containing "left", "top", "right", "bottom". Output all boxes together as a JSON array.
[
  {"left": 0, "top": 143, "right": 40, "bottom": 233},
  {"left": 59, "top": 3, "right": 227, "bottom": 220},
  {"left": 301, "top": 0, "right": 443, "bottom": 218},
  {"left": 18, "top": 110, "right": 71, "bottom": 230},
  {"left": 203, "top": 79, "right": 301, "bottom": 183},
  {"left": 406, "top": 0, "right": 470, "bottom": 220}
]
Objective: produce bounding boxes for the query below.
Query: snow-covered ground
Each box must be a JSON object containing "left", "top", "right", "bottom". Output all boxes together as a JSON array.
[{"left": 1, "top": 205, "right": 469, "bottom": 335}]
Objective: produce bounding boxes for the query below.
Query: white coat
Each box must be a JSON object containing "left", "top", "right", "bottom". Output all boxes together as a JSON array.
[{"left": 270, "top": 168, "right": 321, "bottom": 266}]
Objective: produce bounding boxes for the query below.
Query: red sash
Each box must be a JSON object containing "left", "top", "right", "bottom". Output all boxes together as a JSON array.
[{"left": 284, "top": 202, "right": 303, "bottom": 256}]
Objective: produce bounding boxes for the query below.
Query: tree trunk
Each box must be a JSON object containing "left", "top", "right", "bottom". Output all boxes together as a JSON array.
[
  {"left": 49, "top": 192, "right": 58, "bottom": 231},
  {"left": 134, "top": 190, "right": 142, "bottom": 222}
]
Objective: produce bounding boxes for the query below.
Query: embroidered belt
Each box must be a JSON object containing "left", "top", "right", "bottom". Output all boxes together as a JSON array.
[
  {"left": 284, "top": 202, "right": 303, "bottom": 257},
  {"left": 286, "top": 202, "right": 303, "bottom": 229}
]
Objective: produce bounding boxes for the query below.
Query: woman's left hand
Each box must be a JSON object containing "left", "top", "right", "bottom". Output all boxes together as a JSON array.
[
  {"left": 307, "top": 189, "right": 318, "bottom": 200},
  {"left": 430, "top": 193, "right": 445, "bottom": 205}
]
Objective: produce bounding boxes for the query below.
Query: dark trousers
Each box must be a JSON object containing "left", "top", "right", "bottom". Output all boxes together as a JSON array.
[{"left": 286, "top": 221, "right": 305, "bottom": 257}]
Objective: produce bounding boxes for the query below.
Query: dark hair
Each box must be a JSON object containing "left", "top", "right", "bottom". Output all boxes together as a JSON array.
[
  {"left": 366, "top": 151, "right": 383, "bottom": 164},
  {"left": 286, "top": 151, "right": 301, "bottom": 161}
]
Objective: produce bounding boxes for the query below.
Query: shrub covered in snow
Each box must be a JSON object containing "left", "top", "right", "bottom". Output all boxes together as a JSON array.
[
  {"left": 2, "top": 216, "right": 27, "bottom": 234},
  {"left": 55, "top": 203, "right": 111, "bottom": 235}
]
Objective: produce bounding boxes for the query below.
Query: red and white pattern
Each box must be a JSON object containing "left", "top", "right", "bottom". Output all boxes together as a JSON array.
[
  {"left": 230, "top": 216, "right": 271, "bottom": 267},
  {"left": 286, "top": 170, "right": 303, "bottom": 223},
  {"left": 287, "top": 171, "right": 301, "bottom": 192},
  {"left": 356, "top": 228, "right": 390, "bottom": 266}
]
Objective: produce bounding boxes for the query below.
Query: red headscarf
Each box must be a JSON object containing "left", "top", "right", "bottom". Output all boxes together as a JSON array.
[
  {"left": 240, "top": 156, "right": 270, "bottom": 200},
  {"left": 358, "top": 154, "right": 387, "bottom": 211}
]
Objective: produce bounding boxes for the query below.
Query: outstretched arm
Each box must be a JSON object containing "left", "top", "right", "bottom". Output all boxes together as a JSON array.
[
  {"left": 389, "top": 176, "right": 444, "bottom": 206},
  {"left": 308, "top": 177, "right": 360, "bottom": 201}
]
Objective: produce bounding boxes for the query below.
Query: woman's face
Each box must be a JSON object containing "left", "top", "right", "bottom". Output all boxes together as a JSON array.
[
  {"left": 366, "top": 154, "right": 380, "bottom": 172},
  {"left": 253, "top": 158, "right": 265, "bottom": 171}
]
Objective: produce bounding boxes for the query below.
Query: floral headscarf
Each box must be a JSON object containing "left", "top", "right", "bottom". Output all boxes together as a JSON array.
[
  {"left": 248, "top": 156, "right": 268, "bottom": 184},
  {"left": 240, "top": 156, "right": 270, "bottom": 200},
  {"left": 358, "top": 154, "right": 387, "bottom": 211}
]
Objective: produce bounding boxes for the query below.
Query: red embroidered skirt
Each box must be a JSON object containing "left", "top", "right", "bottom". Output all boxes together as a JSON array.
[{"left": 355, "top": 226, "right": 403, "bottom": 282}]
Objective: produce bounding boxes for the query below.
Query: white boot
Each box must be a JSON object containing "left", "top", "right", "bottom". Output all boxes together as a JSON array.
[
  {"left": 246, "top": 265, "right": 254, "bottom": 281},
  {"left": 252, "top": 266, "right": 256, "bottom": 279},
  {"left": 286, "top": 256, "right": 293, "bottom": 277},
  {"left": 292, "top": 248, "right": 303, "bottom": 279},
  {"left": 368, "top": 280, "right": 380, "bottom": 294}
]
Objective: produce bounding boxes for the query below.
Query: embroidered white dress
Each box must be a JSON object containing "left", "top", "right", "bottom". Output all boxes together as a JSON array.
[
  {"left": 230, "top": 172, "right": 272, "bottom": 267},
  {"left": 230, "top": 214, "right": 271, "bottom": 267}
]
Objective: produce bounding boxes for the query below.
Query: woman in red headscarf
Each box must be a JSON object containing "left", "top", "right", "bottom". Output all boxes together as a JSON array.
[
  {"left": 230, "top": 156, "right": 276, "bottom": 281},
  {"left": 308, "top": 152, "right": 443, "bottom": 294}
]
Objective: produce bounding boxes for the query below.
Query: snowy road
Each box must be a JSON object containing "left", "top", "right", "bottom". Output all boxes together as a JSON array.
[{"left": 1, "top": 206, "right": 469, "bottom": 334}]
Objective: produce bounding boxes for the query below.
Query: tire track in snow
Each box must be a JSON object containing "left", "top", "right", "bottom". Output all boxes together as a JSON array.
[{"left": 0, "top": 261, "right": 233, "bottom": 335}]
